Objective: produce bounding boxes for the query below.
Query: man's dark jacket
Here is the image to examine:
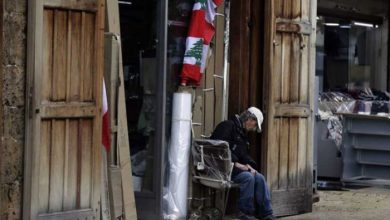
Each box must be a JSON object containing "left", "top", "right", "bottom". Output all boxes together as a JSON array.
[{"left": 210, "top": 115, "right": 257, "bottom": 177}]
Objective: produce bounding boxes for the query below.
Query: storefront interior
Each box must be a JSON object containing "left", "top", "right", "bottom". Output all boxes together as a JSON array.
[
  {"left": 119, "top": 0, "right": 158, "bottom": 194},
  {"left": 316, "top": 16, "right": 388, "bottom": 93},
  {"left": 316, "top": 0, "right": 390, "bottom": 182}
]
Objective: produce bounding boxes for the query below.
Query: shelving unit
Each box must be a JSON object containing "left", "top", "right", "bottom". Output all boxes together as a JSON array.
[{"left": 342, "top": 114, "right": 390, "bottom": 184}]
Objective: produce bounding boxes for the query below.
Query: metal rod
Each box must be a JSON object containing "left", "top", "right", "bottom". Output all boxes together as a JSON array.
[
  {"left": 222, "top": 0, "right": 231, "bottom": 120},
  {"left": 118, "top": 1, "right": 132, "bottom": 5},
  {"left": 193, "top": 176, "right": 231, "bottom": 186},
  {"left": 203, "top": 88, "right": 215, "bottom": 92},
  {"left": 156, "top": 0, "right": 168, "bottom": 217}
]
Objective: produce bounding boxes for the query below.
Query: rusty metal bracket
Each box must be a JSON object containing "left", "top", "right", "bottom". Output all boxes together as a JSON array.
[
  {"left": 299, "top": 33, "right": 306, "bottom": 50},
  {"left": 275, "top": 18, "right": 312, "bottom": 35}
]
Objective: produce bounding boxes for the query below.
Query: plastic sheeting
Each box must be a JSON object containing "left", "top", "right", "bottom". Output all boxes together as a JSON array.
[
  {"left": 164, "top": 92, "right": 192, "bottom": 220},
  {"left": 318, "top": 92, "right": 353, "bottom": 147},
  {"left": 326, "top": 117, "right": 343, "bottom": 147},
  {"left": 319, "top": 91, "right": 390, "bottom": 147},
  {"left": 319, "top": 91, "right": 390, "bottom": 116},
  {"left": 318, "top": 92, "right": 355, "bottom": 117},
  {"left": 192, "top": 139, "right": 233, "bottom": 189}
]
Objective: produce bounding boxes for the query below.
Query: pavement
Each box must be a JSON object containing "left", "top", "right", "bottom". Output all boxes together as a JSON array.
[{"left": 279, "top": 186, "right": 390, "bottom": 220}]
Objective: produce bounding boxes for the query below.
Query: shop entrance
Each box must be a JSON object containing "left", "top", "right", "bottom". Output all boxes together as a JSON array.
[{"left": 228, "top": 0, "right": 316, "bottom": 216}]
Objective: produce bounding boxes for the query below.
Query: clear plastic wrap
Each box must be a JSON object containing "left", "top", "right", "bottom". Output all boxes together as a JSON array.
[
  {"left": 319, "top": 91, "right": 390, "bottom": 116},
  {"left": 163, "top": 92, "right": 193, "bottom": 220},
  {"left": 318, "top": 92, "right": 354, "bottom": 146},
  {"left": 319, "top": 92, "right": 356, "bottom": 116},
  {"left": 318, "top": 91, "right": 390, "bottom": 147},
  {"left": 191, "top": 139, "right": 234, "bottom": 189},
  {"left": 326, "top": 116, "right": 343, "bottom": 147}
]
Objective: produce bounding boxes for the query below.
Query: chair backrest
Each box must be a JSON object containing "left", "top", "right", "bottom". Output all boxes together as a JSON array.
[{"left": 192, "top": 139, "right": 233, "bottom": 189}]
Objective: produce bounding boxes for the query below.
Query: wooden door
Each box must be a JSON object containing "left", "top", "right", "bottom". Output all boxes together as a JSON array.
[
  {"left": 24, "top": 1, "right": 105, "bottom": 219},
  {"left": 263, "top": 0, "right": 316, "bottom": 216}
]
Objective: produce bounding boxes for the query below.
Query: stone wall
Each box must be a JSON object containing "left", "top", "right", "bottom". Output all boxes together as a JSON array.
[{"left": 0, "top": 1, "right": 27, "bottom": 219}]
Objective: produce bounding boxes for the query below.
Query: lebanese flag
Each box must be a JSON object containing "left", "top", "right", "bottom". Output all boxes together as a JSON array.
[
  {"left": 102, "top": 80, "right": 110, "bottom": 151},
  {"left": 180, "top": 0, "right": 224, "bottom": 86}
]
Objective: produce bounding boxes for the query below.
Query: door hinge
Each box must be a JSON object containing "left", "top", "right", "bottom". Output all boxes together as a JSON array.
[{"left": 275, "top": 18, "right": 312, "bottom": 35}]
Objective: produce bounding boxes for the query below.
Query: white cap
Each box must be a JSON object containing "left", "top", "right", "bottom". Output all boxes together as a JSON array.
[{"left": 247, "top": 107, "right": 263, "bottom": 133}]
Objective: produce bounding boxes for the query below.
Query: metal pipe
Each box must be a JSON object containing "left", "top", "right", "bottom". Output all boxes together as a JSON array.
[
  {"left": 222, "top": 0, "right": 231, "bottom": 120},
  {"left": 156, "top": 0, "right": 168, "bottom": 217}
]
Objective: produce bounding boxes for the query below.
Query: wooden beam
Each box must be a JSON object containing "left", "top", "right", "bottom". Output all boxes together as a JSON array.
[
  {"left": 92, "top": 1, "right": 106, "bottom": 218},
  {"left": 105, "top": 0, "right": 137, "bottom": 219},
  {"left": 116, "top": 41, "right": 138, "bottom": 220},
  {"left": 263, "top": 0, "right": 276, "bottom": 182},
  {"left": 305, "top": 0, "right": 317, "bottom": 212},
  {"left": 274, "top": 104, "right": 310, "bottom": 118},
  {"left": 249, "top": 0, "right": 264, "bottom": 170},
  {"left": 24, "top": 0, "right": 45, "bottom": 219},
  {"left": 38, "top": 209, "right": 94, "bottom": 220},
  {"left": 44, "top": 0, "right": 97, "bottom": 12},
  {"left": 214, "top": 5, "right": 225, "bottom": 126},
  {"left": 204, "top": 46, "right": 215, "bottom": 137},
  {"left": 192, "top": 89, "right": 203, "bottom": 139},
  {"left": 317, "top": 7, "right": 383, "bottom": 24},
  {"left": 100, "top": 150, "right": 112, "bottom": 220},
  {"left": 317, "top": 0, "right": 388, "bottom": 20},
  {"left": 40, "top": 103, "right": 96, "bottom": 118},
  {"left": 228, "top": 0, "right": 251, "bottom": 117},
  {"left": 275, "top": 19, "right": 312, "bottom": 35}
]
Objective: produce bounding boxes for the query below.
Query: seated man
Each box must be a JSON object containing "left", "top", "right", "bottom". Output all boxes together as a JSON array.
[{"left": 210, "top": 107, "right": 275, "bottom": 220}]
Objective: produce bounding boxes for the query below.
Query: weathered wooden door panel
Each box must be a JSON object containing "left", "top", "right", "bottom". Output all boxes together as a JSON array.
[
  {"left": 263, "top": 0, "right": 316, "bottom": 216},
  {"left": 25, "top": 1, "right": 105, "bottom": 219},
  {"left": 38, "top": 119, "right": 94, "bottom": 213}
]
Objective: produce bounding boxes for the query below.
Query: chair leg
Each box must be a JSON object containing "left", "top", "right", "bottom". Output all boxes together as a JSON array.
[{"left": 219, "top": 187, "right": 230, "bottom": 219}]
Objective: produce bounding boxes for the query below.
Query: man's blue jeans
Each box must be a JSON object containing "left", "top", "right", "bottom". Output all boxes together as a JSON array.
[{"left": 232, "top": 171, "right": 273, "bottom": 217}]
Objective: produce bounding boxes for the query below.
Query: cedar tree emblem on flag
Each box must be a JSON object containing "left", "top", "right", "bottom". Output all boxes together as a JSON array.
[{"left": 184, "top": 38, "right": 204, "bottom": 66}]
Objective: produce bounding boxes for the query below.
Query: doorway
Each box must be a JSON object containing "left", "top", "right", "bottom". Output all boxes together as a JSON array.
[
  {"left": 118, "top": 0, "right": 167, "bottom": 218},
  {"left": 228, "top": 0, "right": 265, "bottom": 172}
]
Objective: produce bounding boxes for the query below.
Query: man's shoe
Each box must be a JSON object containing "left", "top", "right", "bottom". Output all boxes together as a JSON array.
[
  {"left": 237, "top": 211, "right": 258, "bottom": 220},
  {"left": 261, "top": 214, "right": 276, "bottom": 220}
]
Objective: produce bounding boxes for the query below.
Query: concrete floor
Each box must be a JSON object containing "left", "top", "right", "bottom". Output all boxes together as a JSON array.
[{"left": 280, "top": 187, "right": 390, "bottom": 220}]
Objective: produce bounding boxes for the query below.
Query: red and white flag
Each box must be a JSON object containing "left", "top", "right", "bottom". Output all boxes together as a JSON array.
[
  {"left": 180, "top": 0, "right": 224, "bottom": 86},
  {"left": 102, "top": 80, "right": 110, "bottom": 151}
]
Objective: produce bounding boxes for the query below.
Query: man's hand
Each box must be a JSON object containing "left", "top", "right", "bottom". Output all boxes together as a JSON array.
[
  {"left": 235, "top": 162, "right": 249, "bottom": 171},
  {"left": 246, "top": 164, "right": 257, "bottom": 175}
]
